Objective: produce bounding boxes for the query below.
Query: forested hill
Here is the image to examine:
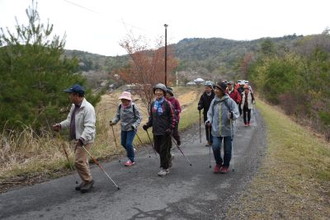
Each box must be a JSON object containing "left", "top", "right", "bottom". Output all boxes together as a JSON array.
[
  {"left": 65, "top": 35, "right": 303, "bottom": 76},
  {"left": 173, "top": 35, "right": 303, "bottom": 75}
]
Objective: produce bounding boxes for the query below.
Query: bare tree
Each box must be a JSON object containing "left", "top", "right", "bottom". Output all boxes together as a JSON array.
[{"left": 118, "top": 33, "right": 178, "bottom": 109}]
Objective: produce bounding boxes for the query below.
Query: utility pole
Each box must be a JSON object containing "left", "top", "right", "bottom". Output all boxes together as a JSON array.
[{"left": 164, "top": 24, "right": 168, "bottom": 86}]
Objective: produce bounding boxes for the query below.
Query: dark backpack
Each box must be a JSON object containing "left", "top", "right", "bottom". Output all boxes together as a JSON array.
[{"left": 118, "top": 104, "right": 137, "bottom": 119}]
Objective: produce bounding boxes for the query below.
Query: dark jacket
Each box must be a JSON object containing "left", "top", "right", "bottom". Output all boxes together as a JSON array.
[
  {"left": 198, "top": 91, "right": 215, "bottom": 121},
  {"left": 145, "top": 99, "right": 176, "bottom": 135}
]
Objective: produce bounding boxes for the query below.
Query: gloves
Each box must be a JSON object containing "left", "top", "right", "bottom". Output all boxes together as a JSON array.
[
  {"left": 142, "top": 124, "right": 149, "bottom": 131},
  {"left": 109, "top": 121, "right": 115, "bottom": 126},
  {"left": 228, "top": 111, "right": 234, "bottom": 120},
  {"left": 197, "top": 105, "right": 202, "bottom": 111},
  {"left": 165, "top": 128, "right": 172, "bottom": 135},
  {"left": 52, "top": 123, "right": 61, "bottom": 132}
]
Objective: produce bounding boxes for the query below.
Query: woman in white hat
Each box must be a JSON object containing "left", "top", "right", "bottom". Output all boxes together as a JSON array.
[{"left": 110, "top": 91, "right": 142, "bottom": 166}]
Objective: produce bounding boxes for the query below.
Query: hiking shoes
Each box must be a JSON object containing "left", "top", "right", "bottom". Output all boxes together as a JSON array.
[
  {"left": 75, "top": 182, "right": 85, "bottom": 191},
  {"left": 80, "top": 180, "right": 94, "bottom": 193},
  {"left": 157, "top": 168, "right": 169, "bottom": 177},
  {"left": 213, "top": 164, "right": 222, "bottom": 174},
  {"left": 220, "top": 166, "right": 229, "bottom": 174},
  {"left": 169, "top": 154, "right": 174, "bottom": 168},
  {"left": 124, "top": 160, "right": 135, "bottom": 167}
]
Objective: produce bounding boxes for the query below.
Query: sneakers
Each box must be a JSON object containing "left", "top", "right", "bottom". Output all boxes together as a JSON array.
[
  {"left": 157, "top": 168, "right": 169, "bottom": 176},
  {"left": 220, "top": 166, "right": 229, "bottom": 174},
  {"left": 244, "top": 123, "right": 248, "bottom": 127},
  {"left": 80, "top": 180, "right": 94, "bottom": 193},
  {"left": 169, "top": 154, "right": 174, "bottom": 168},
  {"left": 213, "top": 164, "right": 222, "bottom": 174},
  {"left": 124, "top": 160, "right": 135, "bottom": 167}
]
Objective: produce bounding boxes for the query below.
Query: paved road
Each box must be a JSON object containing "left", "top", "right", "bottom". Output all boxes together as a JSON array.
[{"left": 0, "top": 109, "right": 266, "bottom": 220}]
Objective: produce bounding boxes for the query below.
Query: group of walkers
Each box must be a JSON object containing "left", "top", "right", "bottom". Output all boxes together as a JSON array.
[
  {"left": 52, "top": 80, "right": 255, "bottom": 193},
  {"left": 198, "top": 80, "right": 255, "bottom": 174}
]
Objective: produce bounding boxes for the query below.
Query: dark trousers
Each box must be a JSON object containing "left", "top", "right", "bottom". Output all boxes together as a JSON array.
[
  {"left": 154, "top": 134, "right": 172, "bottom": 169},
  {"left": 243, "top": 106, "right": 251, "bottom": 124},
  {"left": 172, "top": 123, "right": 180, "bottom": 145}
]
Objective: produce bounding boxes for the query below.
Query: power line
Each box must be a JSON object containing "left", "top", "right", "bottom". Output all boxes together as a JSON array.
[{"left": 63, "top": 0, "right": 98, "bottom": 14}]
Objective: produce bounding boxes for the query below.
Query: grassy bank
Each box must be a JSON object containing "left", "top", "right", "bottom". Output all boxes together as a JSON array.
[
  {"left": 0, "top": 86, "right": 201, "bottom": 191},
  {"left": 228, "top": 100, "right": 330, "bottom": 219}
]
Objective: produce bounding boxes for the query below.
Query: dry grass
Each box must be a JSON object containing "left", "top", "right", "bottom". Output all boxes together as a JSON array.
[
  {"left": 0, "top": 86, "right": 200, "bottom": 189},
  {"left": 228, "top": 99, "right": 330, "bottom": 219}
]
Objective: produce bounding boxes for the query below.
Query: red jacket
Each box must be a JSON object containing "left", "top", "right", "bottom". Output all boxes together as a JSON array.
[
  {"left": 166, "top": 96, "right": 181, "bottom": 122},
  {"left": 227, "top": 88, "right": 241, "bottom": 104}
]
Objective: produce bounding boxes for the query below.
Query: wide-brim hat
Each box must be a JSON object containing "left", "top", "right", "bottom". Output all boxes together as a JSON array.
[
  {"left": 166, "top": 87, "right": 174, "bottom": 96},
  {"left": 153, "top": 83, "right": 167, "bottom": 94},
  {"left": 118, "top": 91, "right": 132, "bottom": 101},
  {"left": 214, "top": 82, "right": 227, "bottom": 93}
]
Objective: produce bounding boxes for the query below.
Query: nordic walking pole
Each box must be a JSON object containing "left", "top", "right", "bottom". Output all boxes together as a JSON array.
[
  {"left": 199, "top": 110, "right": 202, "bottom": 143},
  {"left": 207, "top": 125, "right": 212, "bottom": 168},
  {"left": 110, "top": 124, "right": 121, "bottom": 163},
  {"left": 171, "top": 136, "right": 192, "bottom": 166},
  {"left": 81, "top": 145, "right": 120, "bottom": 190},
  {"left": 230, "top": 119, "right": 235, "bottom": 172},
  {"left": 56, "top": 132, "right": 78, "bottom": 184},
  {"left": 135, "top": 132, "right": 151, "bottom": 158},
  {"left": 146, "top": 130, "right": 157, "bottom": 156}
]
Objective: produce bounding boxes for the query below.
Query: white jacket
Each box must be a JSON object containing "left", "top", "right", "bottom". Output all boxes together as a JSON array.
[
  {"left": 240, "top": 91, "right": 254, "bottom": 110},
  {"left": 60, "top": 98, "right": 96, "bottom": 144}
]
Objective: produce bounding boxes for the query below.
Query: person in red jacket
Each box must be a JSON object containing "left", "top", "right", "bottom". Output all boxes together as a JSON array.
[
  {"left": 226, "top": 81, "right": 241, "bottom": 105},
  {"left": 166, "top": 87, "right": 182, "bottom": 146}
]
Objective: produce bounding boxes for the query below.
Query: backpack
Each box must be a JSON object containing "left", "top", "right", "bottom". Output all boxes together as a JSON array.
[{"left": 118, "top": 103, "right": 137, "bottom": 119}]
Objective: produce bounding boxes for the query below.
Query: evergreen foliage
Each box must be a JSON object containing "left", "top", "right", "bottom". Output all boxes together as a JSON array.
[
  {"left": 0, "top": 1, "right": 100, "bottom": 133},
  {"left": 249, "top": 32, "right": 330, "bottom": 139}
]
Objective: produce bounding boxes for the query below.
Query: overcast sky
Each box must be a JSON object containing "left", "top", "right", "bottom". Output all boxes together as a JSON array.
[{"left": 0, "top": 0, "right": 329, "bottom": 56}]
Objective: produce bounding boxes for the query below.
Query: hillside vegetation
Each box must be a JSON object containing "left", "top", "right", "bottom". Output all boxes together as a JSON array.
[{"left": 228, "top": 100, "right": 330, "bottom": 219}]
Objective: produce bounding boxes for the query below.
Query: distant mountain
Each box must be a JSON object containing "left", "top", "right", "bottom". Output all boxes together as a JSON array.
[{"left": 65, "top": 35, "right": 303, "bottom": 79}]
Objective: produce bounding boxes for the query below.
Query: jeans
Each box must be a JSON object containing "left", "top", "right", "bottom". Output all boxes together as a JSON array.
[
  {"left": 205, "top": 125, "right": 213, "bottom": 143},
  {"left": 121, "top": 130, "right": 136, "bottom": 162},
  {"left": 212, "top": 136, "right": 232, "bottom": 167}
]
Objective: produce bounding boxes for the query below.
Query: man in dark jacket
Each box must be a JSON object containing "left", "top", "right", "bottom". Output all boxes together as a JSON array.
[
  {"left": 198, "top": 81, "right": 215, "bottom": 146},
  {"left": 143, "top": 83, "right": 176, "bottom": 177}
]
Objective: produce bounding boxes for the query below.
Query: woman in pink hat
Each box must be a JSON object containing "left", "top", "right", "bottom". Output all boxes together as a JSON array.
[{"left": 110, "top": 91, "right": 142, "bottom": 166}]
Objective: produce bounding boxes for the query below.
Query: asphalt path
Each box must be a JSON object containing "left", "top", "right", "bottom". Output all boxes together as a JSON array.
[{"left": 0, "top": 109, "right": 266, "bottom": 220}]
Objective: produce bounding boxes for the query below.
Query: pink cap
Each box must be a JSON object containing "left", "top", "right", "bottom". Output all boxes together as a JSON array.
[{"left": 118, "top": 91, "right": 132, "bottom": 101}]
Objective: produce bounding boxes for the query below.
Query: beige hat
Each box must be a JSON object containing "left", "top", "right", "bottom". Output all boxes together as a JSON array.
[{"left": 118, "top": 91, "right": 132, "bottom": 101}]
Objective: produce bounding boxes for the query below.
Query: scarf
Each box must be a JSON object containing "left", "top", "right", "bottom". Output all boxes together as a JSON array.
[{"left": 153, "top": 97, "right": 165, "bottom": 115}]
